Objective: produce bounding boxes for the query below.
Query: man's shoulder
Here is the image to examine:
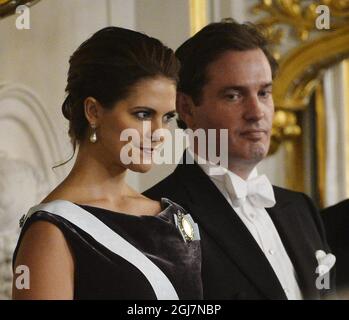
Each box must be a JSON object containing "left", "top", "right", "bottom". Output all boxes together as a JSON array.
[
  {"left": 322, "top": 199, "right": 349, "bottom": 215},
  {"left": 272, "top": 185, "right": 328, "bottom": 245},
  {"left": 143, "top": 168, "right": 180, "bottom": 200},
  {"left": 272, "top": 185, "right": 311, "bottom": 203},
  {"left": 321, "top": 199, "right": 349, "bottom": 227},
  {"left": 144, "top": 161, "right": 205, "bottom": 199}
]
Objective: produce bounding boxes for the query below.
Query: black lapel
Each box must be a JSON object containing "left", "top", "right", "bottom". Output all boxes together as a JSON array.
[
  {"left": 267, "top": 192, "right": 319, "bottom": 299},
  {"left": 173, "top": 155, "right": 287, "bottom": 299}
]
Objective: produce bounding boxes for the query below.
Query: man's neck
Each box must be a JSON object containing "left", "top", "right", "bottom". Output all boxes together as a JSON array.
[
  {"left": 188, "top": 147, "right": 258, "bottom": 180},
  {"left": 227, "top": 163, "right": 256, "bottom": 180}
]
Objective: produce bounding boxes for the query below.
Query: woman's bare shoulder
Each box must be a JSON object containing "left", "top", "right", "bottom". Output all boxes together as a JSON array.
[{"left": 13, "top": 220, "right": 75, "bottom": 299}]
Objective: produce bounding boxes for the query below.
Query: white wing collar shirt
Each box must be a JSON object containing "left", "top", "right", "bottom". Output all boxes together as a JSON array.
[{"left": 188, "top": 149, "right": 303, "bottom": 300}]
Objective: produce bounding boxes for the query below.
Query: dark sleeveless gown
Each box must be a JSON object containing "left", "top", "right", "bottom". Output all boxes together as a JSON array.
[{"left": 13, "top": 198, "right": 203, "bottom": 300}]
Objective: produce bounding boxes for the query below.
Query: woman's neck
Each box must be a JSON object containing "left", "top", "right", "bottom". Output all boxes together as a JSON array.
[{"left": 61, "top": 143, "right": 130, "bottom": 202}]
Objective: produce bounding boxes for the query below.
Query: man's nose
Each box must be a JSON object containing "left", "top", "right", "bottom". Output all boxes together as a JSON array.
[{"left": 243, "top": 96, "right": 265, "bottom": 121}]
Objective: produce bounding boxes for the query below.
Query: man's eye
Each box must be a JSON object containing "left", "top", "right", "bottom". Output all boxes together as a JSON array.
[
  {"left": 225, "top": 93, "right": 240, "bottom": 101},
  {"left": 134, "top": 111, "right": 151, "bottom": 120},
  {"left": 259, "top": 90, "right": 272, "bottom": 98}
]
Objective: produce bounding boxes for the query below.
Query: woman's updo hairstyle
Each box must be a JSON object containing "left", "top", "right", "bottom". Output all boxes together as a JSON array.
[{"left": 62, "top": 26, "right": 180, "bottom": 150}]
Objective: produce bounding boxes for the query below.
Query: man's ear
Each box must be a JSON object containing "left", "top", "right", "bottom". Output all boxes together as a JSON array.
[
  {"left": 176, "top": 92, "right": 197, "bottom": 130},
  {"left": 84, "top": 97, "right": 103, "bottom": 126}
]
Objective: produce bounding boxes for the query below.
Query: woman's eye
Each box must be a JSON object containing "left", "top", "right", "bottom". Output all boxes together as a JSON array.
[
  {"left": 163, "top": 113, "right": 176, "bottom": 123},
  {"left": 134, "top": 111, "right": 151, "bottom": 120}
]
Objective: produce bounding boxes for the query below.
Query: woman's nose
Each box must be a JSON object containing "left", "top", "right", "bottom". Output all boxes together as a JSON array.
[{"left": 151, "top": 128, "right": 166, "bottom": 143}]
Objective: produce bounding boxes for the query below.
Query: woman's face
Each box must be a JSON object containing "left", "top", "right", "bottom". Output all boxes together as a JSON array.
[{"left": 90, "top": 76, "right": 177, "bottom": 173}]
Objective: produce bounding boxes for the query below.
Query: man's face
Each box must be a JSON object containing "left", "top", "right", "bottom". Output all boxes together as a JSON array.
[{"left": 189, "top": 48, "right": 274, "bottom": 168}]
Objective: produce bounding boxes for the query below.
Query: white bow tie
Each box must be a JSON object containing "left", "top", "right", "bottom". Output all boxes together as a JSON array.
[{"left": 223, "top": 173, "right": 276, "bottom": 208}]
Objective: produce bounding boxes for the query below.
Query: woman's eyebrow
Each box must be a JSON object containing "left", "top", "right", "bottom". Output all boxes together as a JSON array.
[
  {"left": 131, "top": 106, "right": 155, "bottom": 111},
  {"left": 164, "top": 110, "right": 176, "bottom": 115}
]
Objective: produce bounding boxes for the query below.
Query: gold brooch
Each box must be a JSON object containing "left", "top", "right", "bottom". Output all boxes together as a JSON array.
[{"left": 175, "top": 210, "right": 195, "bottom": 242}]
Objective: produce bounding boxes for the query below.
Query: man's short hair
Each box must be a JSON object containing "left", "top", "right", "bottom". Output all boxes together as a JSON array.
[{"left": 175, "top": 19, "right": 278, "bottom": 129}]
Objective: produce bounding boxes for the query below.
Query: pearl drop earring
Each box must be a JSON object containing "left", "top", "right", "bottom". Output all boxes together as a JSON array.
[{"left": 90, "top": 124, "right": 97, "bottom": 143}]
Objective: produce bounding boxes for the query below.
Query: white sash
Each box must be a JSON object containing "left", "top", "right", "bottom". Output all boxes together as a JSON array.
[{"left": 25, "top": 200, "right": 179, "bottom": 300}]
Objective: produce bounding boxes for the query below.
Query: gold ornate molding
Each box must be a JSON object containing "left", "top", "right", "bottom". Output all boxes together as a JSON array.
[
  {"left": 189, "top": 0, "right": 208, "bottom": 36},
  {"left": 344, "top": 59, "right": 349, "bottom": 198},
  {"left": 0, "top": 0, "right": 41, "bottom": 19},
  {"left": 273, "top": 25, "right": 349, "bottom": 111},
  {"left": 252, "top": 0, "right": 349, "bottom": 192},
  {"left": 252, "top": 0, "right": 349, "bottom": 56},
  {"left": 315, "top": 82, "right": 326, "bottom": 208}
]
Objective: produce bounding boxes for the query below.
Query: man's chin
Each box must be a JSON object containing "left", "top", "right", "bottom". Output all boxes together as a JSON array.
[
  {"left": 234, "top": 145, "right": 268, "bottom": 164},
  {"left": 251, "top": 144, "right": 268, "bottom": 160}
]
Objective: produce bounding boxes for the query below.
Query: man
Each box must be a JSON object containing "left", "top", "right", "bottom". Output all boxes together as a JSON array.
[{"left": 144, "top": 21, "right": 335, "bottom": 299}]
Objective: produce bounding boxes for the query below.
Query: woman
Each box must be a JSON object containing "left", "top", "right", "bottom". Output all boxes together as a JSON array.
[{"left": 12, "top": 27, "right": 202, "bottom": 300}]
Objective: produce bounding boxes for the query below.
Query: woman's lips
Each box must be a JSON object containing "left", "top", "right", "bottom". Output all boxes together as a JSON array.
[
  {"left": 139, "top": 147, "right": 153, "bottom": 155},
  {"left": 138, "top": 144, "right": 163, "bottom": 155}
]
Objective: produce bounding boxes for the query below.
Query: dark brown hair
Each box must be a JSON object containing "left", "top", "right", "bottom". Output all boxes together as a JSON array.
[
  {"left": 175, "top": 19, "right": 278, "bottom": 129},
  {"left": 61, "top": 26, "right": 180, "bottom": 160}
]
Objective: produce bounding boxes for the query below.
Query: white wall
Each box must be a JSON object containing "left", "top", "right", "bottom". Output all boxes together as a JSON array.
[{"left": 0, "top": 0, "right": 113, "bottom": 183}]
